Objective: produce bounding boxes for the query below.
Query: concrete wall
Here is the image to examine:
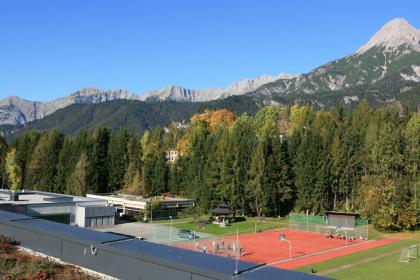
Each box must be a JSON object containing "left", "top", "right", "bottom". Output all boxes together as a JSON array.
[
  {"left": 0, "top": 210, "right": 323, "bottom": 280},
  {"left": 76, "top": 205, "right": 115, "bottom": 227},
  {"left": 0, "top": 219, "right": 222, "bottom": 280}
]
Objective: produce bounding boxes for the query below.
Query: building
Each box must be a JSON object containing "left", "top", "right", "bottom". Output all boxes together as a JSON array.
[
  {"left": 325, "top": 211, "right": 358, "bottom": 229},
  {"left": 87, "top": 193, "right": 194, "bottom": 220},
  {"left": 0, "top": 190, "right": 115, "bottom": 227}
]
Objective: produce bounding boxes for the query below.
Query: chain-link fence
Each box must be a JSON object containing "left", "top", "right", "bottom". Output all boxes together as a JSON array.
[{"left": 288, "top": 213, "right": 369, "bottom": 240}]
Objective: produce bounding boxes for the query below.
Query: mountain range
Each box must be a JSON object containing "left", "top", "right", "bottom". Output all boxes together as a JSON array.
[
  {"left": 0, "top": 73, "right": 294, "bottom": 126},
  {"left": 1, "top": 17, "right": 420, "bottom": 136}
]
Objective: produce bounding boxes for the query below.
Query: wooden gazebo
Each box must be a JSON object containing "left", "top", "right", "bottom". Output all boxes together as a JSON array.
[{"left": 211, "top": 203, "right": 235, "bottom": 221}]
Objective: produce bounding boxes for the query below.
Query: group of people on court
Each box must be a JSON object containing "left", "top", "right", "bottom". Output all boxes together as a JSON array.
[
  {"left": 324, "top": 232, "right": 365, "bottom": 241},
  {"left": 195, "top": 240, "right": 244, "bottom": 256}
]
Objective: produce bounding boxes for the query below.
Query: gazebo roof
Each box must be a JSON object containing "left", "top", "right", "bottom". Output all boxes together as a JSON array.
[{"left": 216, "top": 202, "right": 230, "bottom": 209}]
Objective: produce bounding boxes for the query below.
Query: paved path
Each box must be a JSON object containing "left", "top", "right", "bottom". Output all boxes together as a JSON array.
[
  {"left": 317, "top": 248, "right": 401, "bottom": 276},
  {"left": 92, "top": 222, "right": 215, "bottom": 244}
]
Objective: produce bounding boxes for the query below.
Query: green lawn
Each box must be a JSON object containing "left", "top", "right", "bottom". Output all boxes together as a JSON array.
[
  {"left": 295, "top": 239, "right": 420, "bottom": 279},
  {"left": 171, "top": 219, "right": 288, "bottom": 236},
  {"left": 328, "top": 247, "right": 420, "bottom": 280}
]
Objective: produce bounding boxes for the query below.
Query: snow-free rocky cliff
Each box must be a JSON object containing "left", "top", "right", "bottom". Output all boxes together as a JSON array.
[{"left": 0, "top": 74, "right": 295, "bottom": 126}]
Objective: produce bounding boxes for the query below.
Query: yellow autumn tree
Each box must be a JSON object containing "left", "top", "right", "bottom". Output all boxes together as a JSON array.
[
  {"left": 177, "top": 109, "right": 236, "bottom": 155},
  {"left": 289, "top": 104, "right": 315, "bottom": 135},
  {"left": 191, "top": 109, "right": 236, "bottom": 132},
  {"left": 5, "top": 148, "right": 22, "bottom": 191}
]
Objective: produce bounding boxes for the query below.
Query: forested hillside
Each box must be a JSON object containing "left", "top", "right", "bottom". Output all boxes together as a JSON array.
[
  {"left": 1, "top": 102, "right": 419, "bottom": 231},
  {"left": 1, "top": 95, "right": 263, "bottom": 139}
]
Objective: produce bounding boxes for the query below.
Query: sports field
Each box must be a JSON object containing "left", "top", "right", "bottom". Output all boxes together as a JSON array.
[
  {"left": 173, "top": 228, "right": 396, "bottom": 270},
  {"left": 157, "top": 218, "right": 420, "bottom": 279},
  {"left": 296, "top": 239, "right": 420, "bottom": 279}
]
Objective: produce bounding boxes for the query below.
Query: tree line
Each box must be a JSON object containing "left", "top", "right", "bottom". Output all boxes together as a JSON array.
[{"left": 0, "top": 102, "right": 419, "bottom": 231}]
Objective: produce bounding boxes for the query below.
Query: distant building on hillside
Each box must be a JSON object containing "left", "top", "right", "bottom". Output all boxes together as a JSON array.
[
  {"left": 166, "top": 149, "right": 179, "bottom": 163},
  {"left": 0, "top": 190, "right": 115, "bottom": 228}
]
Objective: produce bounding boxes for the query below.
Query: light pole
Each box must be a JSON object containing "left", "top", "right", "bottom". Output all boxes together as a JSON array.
[
  {"left": 279, "top": 234, "right": 292, "bottom": 260},
  {"left": 169, "top": 216, "right": 173, "bottom": 245},
  {"left": 306, "top": 210, "right": 309, "bottom": 232},
  {"left": 150, "top": 203, "right": 153, "bottom": 241},
  {"left": 234, "top": 228, "right": 239, "bottom": 275},
  {"left": 345, "top": 215, "right": 348, "bottom": 247}
]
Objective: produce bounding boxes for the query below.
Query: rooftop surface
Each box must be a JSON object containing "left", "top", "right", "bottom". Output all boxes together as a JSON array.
[
  {"left": 0, "top": 190, "right": 105, "bottom": 205},
  {"left": 87, "top": 193, "right": 194, "bottom": 203},
  {"left": 0, "top": 209, "right": 326, "bottom": 280}
]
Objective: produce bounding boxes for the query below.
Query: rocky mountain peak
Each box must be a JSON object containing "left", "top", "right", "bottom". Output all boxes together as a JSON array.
[{"left": 357, "top": 18, "right": 420, "bottom": 54}]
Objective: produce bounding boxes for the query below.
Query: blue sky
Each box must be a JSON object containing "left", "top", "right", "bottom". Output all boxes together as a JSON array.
[{"left": 1, "top": 0, "right": 420, "bottom": 101}]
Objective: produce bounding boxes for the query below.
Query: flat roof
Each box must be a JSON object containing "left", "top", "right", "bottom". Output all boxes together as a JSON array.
[
  {"left": 14, "top": 218, "right": 129, "bottom": 244},
  {"left": 0, "top": 209, "right": 326, "bottom": 280},
  {"left": 325, "top": 211, "right": 359, "bottom": 217},
  {"left": 87, "top": 193, "right": 194, "bottom": 203},
  {"left": 0, "top": 190, "right": 106, "bottom": 206}
]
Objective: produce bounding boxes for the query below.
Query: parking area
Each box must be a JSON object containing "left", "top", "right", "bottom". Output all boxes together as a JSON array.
[{"left": 92, "top": 220, "right": 215, "bottom": 244}]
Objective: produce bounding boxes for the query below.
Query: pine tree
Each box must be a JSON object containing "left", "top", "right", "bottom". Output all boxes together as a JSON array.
[
  {"left": 55, "top": 130, "right": 91, "bottom": 193},
  {"left": 150, "top": 152, "right": 169, "bottom": 195},
  {"left": 108, "top": 129, "right": 129, "bottom": 192},
  {"left": 371, "top": 122, "right": 402, "bottom": 178},
  {"left": 292, "top": 128, "right": 323, "bottom": 213},
  {"left": 404, "top": 112, "right": 420, "bottom": 222},
  {"left": 10, "top": 131, "right": 40, "bottom": 190},
  {"left": 0, "top": 136, "right": 8, "bottom": 189},
  {"left": 275, "top": 139, "right": 294, "bottom": 216},
  {"left": 185, "top": 120, "right": 211, "bottom": 211},
  {"left": 26, "top": 132, "right": 48, "bottom": 191},
  {"left": 231, "top": 114, "right": 256, "bottom": 214},
  {"left": 66, "top": 152, "right": 89, "bottom": 196},
  {"left": 26, "top": 130, "right": 63, "bottom": 192},
  {"left": 87, "top": 127, "right": 110, "bottom": 193}
]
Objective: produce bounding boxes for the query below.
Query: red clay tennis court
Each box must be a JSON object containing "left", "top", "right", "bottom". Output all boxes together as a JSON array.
[{"left": 174, "top": 229, "right": 396, "bottom": 269}]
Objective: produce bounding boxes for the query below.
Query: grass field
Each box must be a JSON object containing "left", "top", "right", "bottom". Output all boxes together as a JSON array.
[
  {"left": 329, "top": 251, "right": 420, "bottom": 280},
  {"left": 170, "top": 217, "right": 288, "bottom": 236},
  {"left": 296, "top": 239, "right": 420, "bottom": 279}
]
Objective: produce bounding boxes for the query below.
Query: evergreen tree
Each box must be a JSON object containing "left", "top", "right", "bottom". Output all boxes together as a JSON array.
[
  {"left": 247, "top": 135, "right": 265, "bottom": 218},
  {"left": 275, "top": 140, "right": 294, "bottom": 216},
  {"left": 168, "top": 157, "right": 187, "bottom": 195},
  {"left": 371, "top": 122, "right": 402, "bottom": 178},
  {"left": 231, "top": 114, "right": 256, "bottom": 213},
  {"left": 26, "top": 130, "right": 63, "bottom": 192},
  {"left": 108, "top": 129, "right": 129, "bottom": 192},
  {"left": 10, "top": 131, "right": 39, "bottom": 189},
  {"left": 185, "top": 120, "right": 211, "bottom": 211},
  {"left": 87, "top": 127, "right": 110, "bottom": 193},
  {"left": 292, "top": 128, "right": 324, "bottom": 213},
  {"left": 66, "top": 152, "right": 89, "bottom": 196},
  {"left": 26, "top": 133, "right": 48, "bottom": 191},
  {"left": 150, "top": 152, "right": 169, "bottom": 195},
  {"left": 56, "top": 130, "right": 91, "bottom": 193},
  {"left": 0, "top": 136, "right": 8, "bottom": 189},
  {"left": 404, "top": 112, "right": 420, "bottom": 221}
]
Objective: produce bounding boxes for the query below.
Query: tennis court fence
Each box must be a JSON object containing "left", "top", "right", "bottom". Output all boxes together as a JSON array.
[{"left": 288, "top": 213, "right": 369, "bottom": 240}]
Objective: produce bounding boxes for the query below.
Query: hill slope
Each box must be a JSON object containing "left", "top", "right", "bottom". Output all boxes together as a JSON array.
[{"left": 2, "top": 95, "right": 264, "bottom": 138}]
